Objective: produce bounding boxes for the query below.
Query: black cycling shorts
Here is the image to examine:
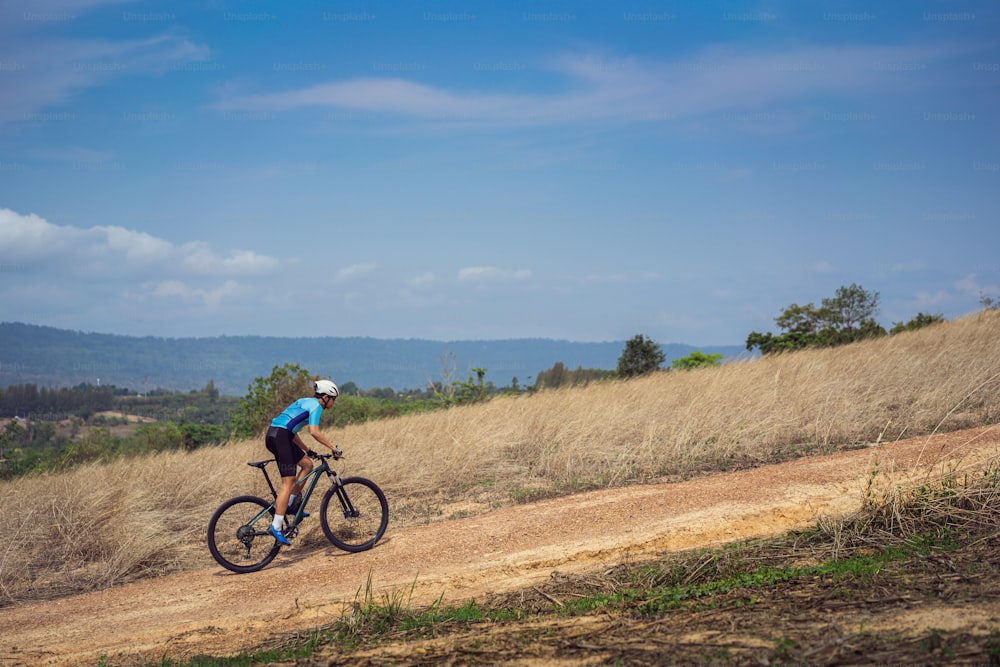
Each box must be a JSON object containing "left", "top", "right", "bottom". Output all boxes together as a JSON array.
[{"left": 265, "top": 426, "right": 305, "bottom": 477}]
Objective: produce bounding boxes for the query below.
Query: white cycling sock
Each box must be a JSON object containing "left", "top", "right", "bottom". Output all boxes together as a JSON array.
[
  {"left": 271, "top": 514, "right": 284, "bottom": 531},
  {"left": 289, "top": 494, "right": 298, "bottom": 507}
]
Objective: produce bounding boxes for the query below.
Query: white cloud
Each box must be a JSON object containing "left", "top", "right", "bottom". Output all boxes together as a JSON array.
[
  {"left": 0, "top": 207, "right": 280, "bottom": 277},
  {"left": 0, "top": 208, "right": 63, "bottom": 254},
  {"left": 408, "top": 272, "right": 435, "bottom": 288},
  {"left": 457, "top": 266, "right": 531, "bottom": 282},
  {"left": 101, "top": 225, "right": 174, "bottom": 263},
  {"left": 139, "top": 279, "right": 240, "bottom": 309},
  {"left": 334, "top": 263, "right": 377, "bottom": 283},
  {"left": 221, "top": 249, "right": 280, "bottom": 274},
  {"left": 180, "top": 243, "right": 280, "bottom": 275}
]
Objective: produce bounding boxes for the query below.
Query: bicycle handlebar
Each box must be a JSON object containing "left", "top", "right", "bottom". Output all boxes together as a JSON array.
[{"left": 308, "top": 447, "right": 343, "bottom": 460}]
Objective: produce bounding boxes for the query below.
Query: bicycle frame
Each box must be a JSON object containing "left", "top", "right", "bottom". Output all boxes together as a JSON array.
[
  {"left": 251, "top": 459, "right": 328, "bottom": 522},
  {"left": 252, "top": 455, "right": 347, "bottom": 525}
]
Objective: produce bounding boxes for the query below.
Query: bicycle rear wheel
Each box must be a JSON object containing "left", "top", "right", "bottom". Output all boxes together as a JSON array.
[
  {"left": 320, "top": 477, "right": 388, "bottom": 552},
  {"left": 207, "top": 495, "right": 282, "bottom": 573}
]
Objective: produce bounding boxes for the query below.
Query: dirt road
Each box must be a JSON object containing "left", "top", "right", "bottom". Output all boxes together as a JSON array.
[{"left": 2, "top": 426, "right": 997, "bottom": 666}]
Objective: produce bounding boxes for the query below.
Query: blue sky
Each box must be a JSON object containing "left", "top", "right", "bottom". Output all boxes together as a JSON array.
[{"left": 0, "top": 0, "right": 997, "bottom": 346}]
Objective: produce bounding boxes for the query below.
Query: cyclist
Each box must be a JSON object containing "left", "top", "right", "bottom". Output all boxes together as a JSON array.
[{"left": 265, "top": 379, "right": 342, "bottom": 545}]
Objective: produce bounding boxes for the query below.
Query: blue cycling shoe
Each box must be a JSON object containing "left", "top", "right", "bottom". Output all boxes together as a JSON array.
[{"left": 269, "top": 525, "right": 291, "bottom": 546}]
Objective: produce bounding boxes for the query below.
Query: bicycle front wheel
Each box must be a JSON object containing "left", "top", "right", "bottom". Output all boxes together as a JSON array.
[
  {"left": 207, "top": 495, "right": 282, "bottom": 573},
  {"left": 320, "top": 477, "right": 389, "bottom": 552}
]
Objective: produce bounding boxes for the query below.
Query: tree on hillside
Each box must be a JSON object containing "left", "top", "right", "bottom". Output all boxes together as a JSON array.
[
  {"left": 747, "top": 284, "right": 886, "bottom": 354},
  {"left": 890, "top": 312, "right": 945, "bottom": 334},
  {"left": 671, "top": 350, "right": 723, "bottom": 370},
  {"left": 537, "top": 361, "right": 568, "bottom": 389},
  {"left": 617, "top": 334, "right": 666, "bottom": 378},
  {"left": 453, "top": 367, "right": 490, "bottom": 403},
  {"left": 823, "top": 283, "right": 880, "bottom": 336},
  {"left": 230, "top": 363, "right": 314, "bottom": 439}
]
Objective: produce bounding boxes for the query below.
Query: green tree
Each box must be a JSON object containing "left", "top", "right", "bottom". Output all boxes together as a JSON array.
[
  {"left": 179, "top": 423, "right": 226, "bottom": 449},
  {"left": 818, "top": 283, "right": 885, "bottom": 344},
  {"left": 890, "top": 312, "right": 945, "bottom": 334},
  {"left": 129, "top": 422, "right": 185, "bottom": 454},
  {"left": 230, "top": 363, "right": 314, "bottom": 439},
  {"left": 203, "top": 380, "right": 220, "bottom": 400},
  {"left": 672, "top": 350, "right": 723, "bottom": 370},
  {"left": 747, "top": 284, "right": 885, "bottom": 354},
  {"left": 617, "top": 334, "right": 666, "bottom": 378},
  {"left": 454, "top": 367, "right": 489, "bottom": 403}
]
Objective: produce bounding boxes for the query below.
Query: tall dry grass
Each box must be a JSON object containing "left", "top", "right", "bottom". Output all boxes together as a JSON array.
[{"left": 2, "top": 309, "right": 999, "bottom": 605}]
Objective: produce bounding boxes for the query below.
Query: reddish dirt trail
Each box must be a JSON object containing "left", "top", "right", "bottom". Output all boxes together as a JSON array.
[{"left": 2, "top": 426, "right": 997, "bottom": 666}]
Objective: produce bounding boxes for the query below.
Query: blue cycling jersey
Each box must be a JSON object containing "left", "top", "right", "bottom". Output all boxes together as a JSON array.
[{"left": 270, "top": 397, "right": 323, "bottom": 434}]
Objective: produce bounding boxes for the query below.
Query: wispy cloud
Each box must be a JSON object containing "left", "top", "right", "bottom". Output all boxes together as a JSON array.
[
  {"left": 911, "top": 289, "right": 950, "bottom": 309},
  {"left": 955, "top": 274, "right": 999, "bottom": 298},
  {"left": 0, "top": 13, "right": 209, "bottom": 125},
  {"left": 212, "top": 43, "right": 961, "bottom": 128}
]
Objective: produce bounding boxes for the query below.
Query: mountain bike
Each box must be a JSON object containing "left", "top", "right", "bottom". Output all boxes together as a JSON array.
[{"left": 207, "top": 449, "right": 389, "bottom": 573}]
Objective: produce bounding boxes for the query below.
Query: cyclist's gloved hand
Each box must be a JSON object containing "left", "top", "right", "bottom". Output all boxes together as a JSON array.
[
  {"left": 307, "top": 449, "right": 318, "bottom": 458},
  {"left": 332, "top": 447, "right": 343, "bottom": 459}
]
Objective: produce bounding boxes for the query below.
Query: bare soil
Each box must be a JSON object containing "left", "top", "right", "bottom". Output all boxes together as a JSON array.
[{"left": 2, "top": 426, "right": 999, "bottom": 666}]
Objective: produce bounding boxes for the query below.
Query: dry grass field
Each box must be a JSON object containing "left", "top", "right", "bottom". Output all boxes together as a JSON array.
[
  {"left": 2, "top": 310, "right": 1000, "bottom": 665},
  {"left": 2, "top": 309, "right": 999, "bottom": 609}
]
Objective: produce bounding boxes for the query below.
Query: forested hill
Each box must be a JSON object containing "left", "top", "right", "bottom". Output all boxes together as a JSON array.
[{"left": 0, "top": 322, "right": 745, "bottom": 395}]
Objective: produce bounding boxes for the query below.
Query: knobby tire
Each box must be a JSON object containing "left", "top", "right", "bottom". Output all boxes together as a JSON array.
[
  {"left": 206, "top": 495, "right": 282, "bottom": 574},
  {"left": 319, "top": 477, "right": 389, "bottom": 552}
]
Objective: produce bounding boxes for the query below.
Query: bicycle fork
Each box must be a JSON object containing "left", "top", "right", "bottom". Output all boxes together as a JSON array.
[{"left": 328, "top": 472, "right": 361, "bottom": 519}]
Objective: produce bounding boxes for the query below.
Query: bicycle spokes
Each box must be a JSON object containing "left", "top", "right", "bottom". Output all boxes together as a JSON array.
[{"left": 207, "top": 495, "right": 283, "bottom": 574}]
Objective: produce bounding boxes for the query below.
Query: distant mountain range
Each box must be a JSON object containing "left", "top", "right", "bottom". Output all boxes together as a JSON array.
[{"left": 0, "top": 322, "right": 747, "bottom": 395}]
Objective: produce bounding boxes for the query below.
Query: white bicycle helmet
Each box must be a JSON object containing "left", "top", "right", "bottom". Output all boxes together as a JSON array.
[{"left": 314, "top": 379, "right": 339, "bottom": 398}]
